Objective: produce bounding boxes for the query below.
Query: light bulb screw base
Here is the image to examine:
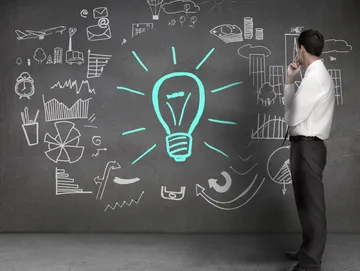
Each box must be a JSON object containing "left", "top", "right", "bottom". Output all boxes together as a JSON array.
[{"left": 166, "top": 132, "right": 192, "bottom": 162}]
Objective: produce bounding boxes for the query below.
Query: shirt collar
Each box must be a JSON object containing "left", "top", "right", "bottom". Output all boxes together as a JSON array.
[{"left": 305, "top": 59, "right": 323, "bottom": 77}]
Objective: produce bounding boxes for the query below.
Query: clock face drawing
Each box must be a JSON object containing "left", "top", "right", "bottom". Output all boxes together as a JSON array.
[{"left": 15, "top": 72, "right": 35, "bottom": 99}]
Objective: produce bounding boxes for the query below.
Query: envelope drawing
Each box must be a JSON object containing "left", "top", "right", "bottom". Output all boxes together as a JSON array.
[
  {"left": 93, "top": 7, "right": 108, "bottom": 19},
  {"left": 87, "top": 25, "right": 111, "bottom": 41}
]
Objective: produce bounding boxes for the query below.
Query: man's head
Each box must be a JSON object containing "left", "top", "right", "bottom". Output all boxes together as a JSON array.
[{"left": 296, "top": 29, "right": 324, "bottom": 65}]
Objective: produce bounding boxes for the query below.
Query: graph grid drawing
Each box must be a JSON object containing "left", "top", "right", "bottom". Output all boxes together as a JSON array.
[
  {"left": 269, "top": 65, "right": 284, "bottom": 104},
  {"left": 42, "top": 95, "right": 92, "bottom": 122},
  {"left": 87, "top": 50, "right": 112, "bottom": 78},
  {"left": 273, "top": 159, "right": 292, "bottom": 185},
  {"left": 251, "top": 113, "right": 288, "bottom": 140},
  {"left": 55, "top": 167, "right": 92, "bottom": 195},
  {"left": 249, "top": 54, "right": 266, "bottom": 93},
  {"left": 328, "top": 69, "right": 343, "bottom": 105}
]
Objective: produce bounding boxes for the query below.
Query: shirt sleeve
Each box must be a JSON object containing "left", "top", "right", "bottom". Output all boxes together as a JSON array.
[{"left": 283, "top": 76, "right": 323, "bottom": 126}]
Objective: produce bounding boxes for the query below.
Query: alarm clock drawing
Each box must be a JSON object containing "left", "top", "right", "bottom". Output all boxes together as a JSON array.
[{"left": 15, "top": 72, "right": 35, "bottom": 99}]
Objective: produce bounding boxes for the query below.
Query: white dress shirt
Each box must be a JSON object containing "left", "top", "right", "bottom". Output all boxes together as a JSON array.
[{"left": 283, "top": 59, "right": 335, "bottom": 140}]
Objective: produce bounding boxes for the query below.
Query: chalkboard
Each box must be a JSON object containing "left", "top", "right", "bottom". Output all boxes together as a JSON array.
[{"left": 0, "top": 0, "right": 360, "bottom": 233}]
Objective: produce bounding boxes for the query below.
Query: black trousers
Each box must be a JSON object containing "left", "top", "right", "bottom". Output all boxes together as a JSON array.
[{"left": 290, "top": 138, "right": 327, "bottom": 270}]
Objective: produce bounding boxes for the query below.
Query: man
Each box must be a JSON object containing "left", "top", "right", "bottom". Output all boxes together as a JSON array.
[{"left": 283, "top": 29, "right": 335, "bottom": 271}]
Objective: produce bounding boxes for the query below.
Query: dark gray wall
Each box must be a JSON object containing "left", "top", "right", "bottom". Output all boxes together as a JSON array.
[{"left": 0, "top": 0, "right": 359, "bottom": 233}]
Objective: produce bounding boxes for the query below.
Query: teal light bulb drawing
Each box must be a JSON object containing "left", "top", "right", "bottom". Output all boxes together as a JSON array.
[{"left": 152, "top": 72, "right": 205, "bottom": 162}]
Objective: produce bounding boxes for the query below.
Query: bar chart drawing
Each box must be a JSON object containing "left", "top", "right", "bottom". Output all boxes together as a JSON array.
[
  {"left": 269, "top": 65, "right": 284, "bottom": 104},
  {"left": 249, "top": 54, "right": 266, "bottom": 94},
  {"left": 87, "top": 49, "right": 112, "bottom": 78},
  {"left": 251, "top": 113, "right": 288, "bottom": 140},
  {"left": 328, "top": 69, "right": 343, "bottom": 105},
  {"left": 55, "top": 167, "right": 92, "bottom": 195}
]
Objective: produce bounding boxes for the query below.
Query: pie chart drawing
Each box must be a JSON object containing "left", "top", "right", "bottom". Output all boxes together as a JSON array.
[
  {"left": 267, "top": 146, "right": 292, "bottom": 185},
  {"left": 44, "top": 121, "right": 84, "bottom": 164}
]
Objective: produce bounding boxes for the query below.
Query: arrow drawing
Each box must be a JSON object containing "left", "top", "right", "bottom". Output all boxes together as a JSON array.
[
  {"left": 208, "top": 171, "right": 232, "bottom": 193},
  {"left": 196, "top": 173, "right": 265, "bottom": 211},
  {"left": 94, "top": 160, "right": 121, "bottom": 200},
  {"left": 113, "top": 176, "right": 140, "bottom": 185}
]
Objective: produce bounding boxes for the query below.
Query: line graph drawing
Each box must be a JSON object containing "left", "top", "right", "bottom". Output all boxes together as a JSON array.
[
  {"left": 104, "top": 191, "right": 144, "bottom": 212},
  {"left": 251, "top": 113, "right": 288, "bottom": 140},
  {"left": 50, "top": 79, "right": 96, "bottom": 94},
  {"left": 269, "top": 65, "right": 284, "bottom": 104},
  {"left": 42, "top": 95, "right": 92, "bottom": 122},
  {"left": 267, "top": 146, "right": 292, "bottom": 195},
  {"left": 92, "top": 148, "right": 107, "bottom": 157},
  {"left": 161, "top": 186, "right": 186, "bottom": 201},
  {"left": 94, "top": 161, "right": 121, "bottom": 200},
  {"left": 328, "top": 69, "right": 343, "bottom": 105},
  {"left": 55, "top": 167, "right": 92, "bottom": 195},
  {"left": 44, "top": 121, "right": 84, "bottom": 164},
  {"left": 87, "top": 49, "right": 112, "bottom": 78},
  {"left": 132, "top": 23, "right": 153, "bottom": 38}
]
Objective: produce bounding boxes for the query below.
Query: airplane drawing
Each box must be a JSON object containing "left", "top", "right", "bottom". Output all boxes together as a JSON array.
[{"left": 15, "top": 26, "right": 66, "bottom": 40}]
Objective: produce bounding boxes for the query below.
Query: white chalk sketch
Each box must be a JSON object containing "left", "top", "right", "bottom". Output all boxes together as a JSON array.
[
  {"left": 44, "top": 121, "right": 84, "bottom": 164},
  {"left": 33, "top": 47, "right": 46, "bottom": 64},
  {"left": 87, "top": 49, "right": 112, "bottom": 78},
  {"left": 84, "top": 125, "right": 97, "bottom": 128},
  {"left": 16, "top": 57, "right": 22, "bottom": 65},
  {"left": 323, "top": 39, "right": 352, "bottom": 54},
  {"left": 132, "top": 23, "right": 153, "bottom": 38},
  {"left": 329, "top": 56, "right": 337, "bottom": 61},
  {"left": 104, "top": 191, "right": 144, "bottom": 212},
  {"left": 42, "top": 95, "right": 91, "bottom": 122},
  {"left": 169, "top": 19, "right": 176, "bottom": 26},
  {"left": 237, "top": 154, "right": 251, "bottom": 161},
  {"left": 230, "top": 163, "right": 258, "bottom": 176},
  {"left": 161, "top": 0, "right": 200, "bottom": 15},
  {"left": 55, "top": 167, "right": 92, "bottom": 195},
  {"left": 15, "top": 72, "right": 35, "bottom": 99},
  {"left": 113, "top": 176, "right": 140, "bottom": 185},
  {"left": 87, "top": 15, "right": 112, "bottom": 41},
  {"left": 210, "top": 24, "right": 242, "bottom": 43},
  {"left": 66, "top": 28, "right": 84, "bottom": 65},
  {"left": 238, "top": 44, "right": 271, "bottom": 59},
  {"left": 161, "top": 186, "right": 186, "bottom": 201},
  {"left": 21, "top": 107, "right": 39, "bottom": 146},
  {"left": 285, "top": 33, "right": 304, "bottom": 84},
  {"left": 27, "top": 59, "right": 31, "bottom": 66},
  {"left": 46, "top": 55, "right": 53, "bottom": 64},
  {"left": 53, "top": 47, "right": 63, "bottom": 64},
  {"left": 255, "top": 28, "right": 264, "bottom": 40},
  {"left": 88, "top": 113, "right": 96, "bottom": 123},
  {"left": 244, "top": 17, "right": 253, "bottom": 39},
  {"left": 15, "top": 26, "right": 66, "bottom": 40},
  {"left": 189, "top": 16, "right": 197, "bottom": 27},
  {"left": 179, "top": 15, "right": 186, "bottom": 26},
  {"left": 198, "top": 0, "right": 238, "bottom": 13},
  {"left": 94, "top": 161, "right": 121, "bottom": 200},
  {"left": 249, "top": 54, "right": 267, "bottom": 91},
  {"left": 196, "top": 173, "right": 265, "bottom": 211},
  {"left": 267, "top": 146, "right": 292, "bottom": 195},
  {"left": 269, "top": 65, "right": 285, "bottom": 104},
  {"left": 51, "top": 79, "right": 96, "bottom": 94},
  {"left": 146, "top": 0, "right": 165, "bottom": 20},
  {"left": 92, "top": 136, "right": 102, "bottom": 146},
  {"left": 257, "top": 82, "right": 277, "bottom": 106},
  {"left": 93, "top": 6, "right": 108, "bottom": 18},
  {"left": 251, "top": 113, "right": 288, "bottom": 140},
  {"left": 121, "top": 38, "right": 127, "bottom": 45},
  {"left": 80, "top": 9, "right": 88, "bottom": 18},
  {"left": 208, "top": 171, "right": 232, "bottom": 193},
  {"left": 290, "top": 26, "right": 304, "bottom": 34},
  {"left": 92, "top": 148, "right": 107, "bottom": 157},
  {"left": 328, "top": 69, "right": 343, "bottom": 105}
]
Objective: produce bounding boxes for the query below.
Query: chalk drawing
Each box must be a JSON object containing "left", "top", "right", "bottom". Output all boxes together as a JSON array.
[
  {"left": 104, "top": 191, "right": 144, "bottom": 211},
  {"left": 20, "top": 107, "right": 39, "bottom": 146},
  {"left": 94, "top": 161, "right": 121, "bottom": 200},
  {"left": 51, "top": 79, "right": 96, "bottom": 94},
  {"left": 15, "top": 26, "right": 66, "bottom": 40},
  {"left": 87, "top": 49, "right": 112, "bottom": 78},
  {"left": 15, "top": 72, "right": 35, "bottom": 99},
  {"left": 161, "top": 186, "right": 186, "bottom": 200},
  {"left": 55, "top": 167, "right": 92, "bottom": 195}
]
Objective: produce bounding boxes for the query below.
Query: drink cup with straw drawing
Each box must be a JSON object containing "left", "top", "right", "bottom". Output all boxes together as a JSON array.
[{"left": 21, "top": 107, "right": 39, "bottom": 146}]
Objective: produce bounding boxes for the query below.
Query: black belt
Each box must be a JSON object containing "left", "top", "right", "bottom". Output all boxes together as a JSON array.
[{"left": 289, "top": 135, "right": 323, "bottom": 142}]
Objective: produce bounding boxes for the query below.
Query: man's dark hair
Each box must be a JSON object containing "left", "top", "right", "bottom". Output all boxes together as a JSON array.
[{"left": 297, "top": 29, "right": 324, "bottom": 57}]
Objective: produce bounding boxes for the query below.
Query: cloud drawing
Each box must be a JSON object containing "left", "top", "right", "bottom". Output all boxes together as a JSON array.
[
  {"left": 161, "top": 0, "right": 200, "bottom": 14},
  {"left": 323, "top": 39, "right": 352, "bottom": 53},
  {"left": 237, "top": 44, "right": 272, "bottom": 59}
]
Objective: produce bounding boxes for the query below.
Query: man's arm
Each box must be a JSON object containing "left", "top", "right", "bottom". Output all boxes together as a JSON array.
[{"left": 284, "top": 76, "right": 323, "bottom": 126}]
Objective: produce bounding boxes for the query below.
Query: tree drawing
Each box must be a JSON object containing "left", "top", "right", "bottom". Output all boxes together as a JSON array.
[{"left": 33, "top": 47, "right": 46, "bottom": 64}]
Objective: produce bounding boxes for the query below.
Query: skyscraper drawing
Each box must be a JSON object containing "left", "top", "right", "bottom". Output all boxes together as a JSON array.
[
  {"left": 54, "top": 47, "right": 63, "bottom": 64},
  {"left": 328, "top": 69, "right": 343, "bottom": 105},
  {"left": 249, "top": 54, "right": 266, "bottom": 94},
  {"left": 269, "top": 66, "right": 284, "bottom": 104}
]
